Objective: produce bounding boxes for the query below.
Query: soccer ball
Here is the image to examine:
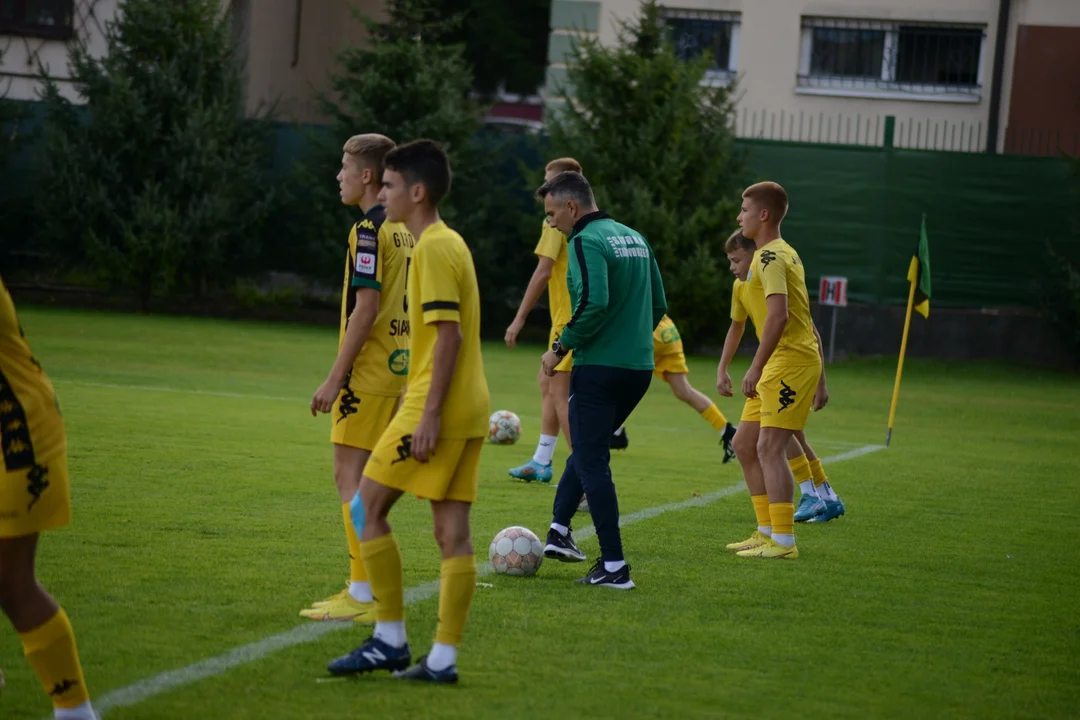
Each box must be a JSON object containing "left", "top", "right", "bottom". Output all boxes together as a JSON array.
[
  {"left": 489, "top": 526, "right": 543, "bottom": 576},
  {"left": 488, "top": 410, "right": 521, "bottom": 445}
]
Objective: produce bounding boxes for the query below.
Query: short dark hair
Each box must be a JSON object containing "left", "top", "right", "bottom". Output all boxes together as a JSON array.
[
  {"left": 384, "top": 139, "right": 452, "bottom": 207},
  {"left": 536, "top": 171, "right": 595, "bottom": 208},
  {"left": 724, "top": 229, "right": 755, "bottom": 253}
]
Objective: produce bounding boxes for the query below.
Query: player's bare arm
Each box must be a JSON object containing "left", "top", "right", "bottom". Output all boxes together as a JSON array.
[
  {"left": 311, "top": 287, "right": 380, "bottom": 416},
  {"left": 743, "top": 293, "right": 788, "bottom": 398},
  {"left": 412, "top": 320, "right": 462, "bottom": 462},
  {"left": 810, "top": 320, "right": 829, "bottom": 411},
  {"left": 506, "top": 256, "right": 555, "bottom": 348},
  {"left": 718, "top": 319, "right": 746, "bottom": 396}
]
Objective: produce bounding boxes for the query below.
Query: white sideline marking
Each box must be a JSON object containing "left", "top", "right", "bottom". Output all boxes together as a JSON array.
[{"left": 86, "top": 444, "right": 885, "bottom": 717}]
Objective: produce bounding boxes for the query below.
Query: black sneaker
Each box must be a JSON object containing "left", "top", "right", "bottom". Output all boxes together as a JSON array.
[
  {"left": 721, "top": 423, "right": 737, "bottom": 464},
  {"left": 393, "top": 655, "right": 459, "bottom": 684},
  {"left": 327, "top": 636, "right": 412, "bottom": 675},
  {"left": 574, "top": 557, "right": 636, "bottom": 590},
  {"left": 544, "top": 528, "right": 587, "bottom": 562},
  {"left": 610, "top": 427, "right": 629, "bottom": 450}
]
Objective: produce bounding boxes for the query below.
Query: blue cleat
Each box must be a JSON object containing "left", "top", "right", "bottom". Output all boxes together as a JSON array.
[
  {"left": 508, "top": 459, "right": 553, "bottom": 483},
  {"left": 394, "top": 655, "right": 459, "bottom": 684},
  {"left": 794, "top": 494, "right": 827, "bottom": 522},
  {"left": 327, "top": 636, "right": 412, "bottom": 676},
  {"left": 807, "top": 497, "right": 846, "bottom": 523}
]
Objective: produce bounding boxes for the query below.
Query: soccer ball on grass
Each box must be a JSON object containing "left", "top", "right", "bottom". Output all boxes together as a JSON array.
[
  {"left": 488, "top": 526, "right": 543, "bottom": 576},
  {"left": 488, "top": 410, "right": 521, "bottom": 445}
]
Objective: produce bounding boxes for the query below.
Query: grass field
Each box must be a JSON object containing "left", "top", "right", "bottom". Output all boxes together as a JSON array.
[{"left": 1, "top": 307, "right": 1079, "bottom": 719}]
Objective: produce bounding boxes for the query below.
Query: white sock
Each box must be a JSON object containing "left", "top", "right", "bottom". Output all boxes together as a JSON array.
[
  {"left": 613, "top": 426, "right": 625, "bottom": 436},
  {"left": 799, "top": 480, "right": 817, "bottom": 496},
  {"left": 604, "top": 560, "right": 626, "bottom": 572},
  {"left": 426, "top": 642, "right": 458, "bottom": 670},
  {"left": 817, "top": 481, "right": 839, "bottom": 501},
  {"left": 349, "top": 581, "right": 372, "bottom": 603},
  {"left": 772, "top": 533, "right": 795, "bottom": 548},
  {"left": 374, "top": 620, "right": 407, "bottom": 648},
  {"left": 550, "top": 522, "right": 569, "bottom": 536},
  {"left": 758, "top": 525, "right": 772, "bottom": 537},
  {"left": 55, "top": 702, "right": 97, "bottom": 720},
  {"left": 533, "top": 434, "right": 557, "bottom": 466}
]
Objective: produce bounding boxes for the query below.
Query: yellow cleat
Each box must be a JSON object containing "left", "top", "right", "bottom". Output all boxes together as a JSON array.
[
  {"left": 725, "top": 531, "right": 770, "bottom": 552},
  {"left": 299, "top": 595, "right": 376, "bottom": 623},
  {"left": 736, "top": 539, "right": 799, "bottom": 559},
  {"left": 305, "top": 587, "right": 350, "bottom": 610}
]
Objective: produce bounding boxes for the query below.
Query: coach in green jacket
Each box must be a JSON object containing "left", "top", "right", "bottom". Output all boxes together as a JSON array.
[{"left": 537, "top": 171, "right": 667, "bottom": 590}]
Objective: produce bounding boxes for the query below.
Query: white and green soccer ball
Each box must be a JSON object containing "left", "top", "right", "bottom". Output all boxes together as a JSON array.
[
  {"left": 488, "top": 410, "right": 521, "bottom": 445},
  {"left": 489, "top": 526, "right": 543, "bottom": 576}
]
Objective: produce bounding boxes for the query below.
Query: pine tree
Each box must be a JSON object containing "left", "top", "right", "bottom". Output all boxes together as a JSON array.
[
  {"left": 546, "top": 0, "right": 746, "bottom": 346},
  {"left": 34, "top": 0, "right": 275, "bottom": 306}
]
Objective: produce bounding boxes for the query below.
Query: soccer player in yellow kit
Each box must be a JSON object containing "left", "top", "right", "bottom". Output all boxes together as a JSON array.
[
  {"left": 0, "top": 278, "right": 98, "bottom": 720},
  {"left": 327, "top": 140, "right": 490, "bottom": 683},
  {"left": 302, "top": 134, "right": 415, "bottom": 623},
  {"left": 733, "top": 182, "right": 824, "bottom": 559},
  {"left": 649, "top": 314, "right": 737, "bottom": 462},
  {"left": 505, "top": 157, "right": 581, "bottom": 482},
  {"left": 718, "top": 232, "right": 844, "bottom": 554}
]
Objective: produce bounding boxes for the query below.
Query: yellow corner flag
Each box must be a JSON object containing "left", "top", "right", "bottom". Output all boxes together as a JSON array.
[{"left": 887, "top": 215, "right": 932, "bottom": 446}]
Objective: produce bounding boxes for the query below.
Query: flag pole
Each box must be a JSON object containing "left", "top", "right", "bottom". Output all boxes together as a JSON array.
[{"left": 886, "top": 257, "right": 919, "bottom": 447}]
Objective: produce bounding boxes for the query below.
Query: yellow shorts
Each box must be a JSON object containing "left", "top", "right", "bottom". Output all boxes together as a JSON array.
[
  {"left": 549, "top": 326, "right": 573, "bottom": 373},
  {"left": 758, "top": 362, "right": 821, "bottom": 431},
  {"left": 0, "top": 453, "right": 71, "bottom": 539},
  {"left": 365, "top": 421, "right": 484, "bottom": 503},
  {"left": 653, "top": 351, "right": 688, "bottom": 381},
  {"left": 330, "top": 387, "right": 400, "bottom": 450},
  {"left": 740, "top": 396, "right": 762, "bottom": 423}
]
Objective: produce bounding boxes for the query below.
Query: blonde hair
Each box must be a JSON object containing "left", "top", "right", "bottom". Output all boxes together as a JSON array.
[
  {"left": 546, "top": 157, "right": 582, "bottom": 174},
  {"left": 742, "top": 181, "right": 789, "bottom": 223},
  {"left": 343, "top": 134, "right": 396, "bottom": 179},
  {"left": 724, "top": 229, "right": 755, "bottom": 254}
]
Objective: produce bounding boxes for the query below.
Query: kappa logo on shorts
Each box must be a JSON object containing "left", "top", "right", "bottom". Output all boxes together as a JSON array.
[
  {"left": 336, "top": 384, "right": 360, "bottom": 424},
  {"left": 777, "top": 380, "right": 796, "bottom": 413},
  {"left": 392, "top": 435, "right": 413, "bottom": 464},
  {"left": 26, "top": 464, "right": 49, "bottom": 511}
]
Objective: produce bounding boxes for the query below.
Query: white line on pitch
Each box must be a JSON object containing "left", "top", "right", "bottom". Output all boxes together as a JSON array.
[{"left": 86, "top": 444, "right": 886, "bottom": 717}]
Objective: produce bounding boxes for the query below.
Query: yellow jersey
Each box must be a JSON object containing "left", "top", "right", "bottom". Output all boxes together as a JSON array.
[
  {"left": 730, "top": 278, "right": 768, "bottom": 341},
  {"left": 340, "top": 205, "right": 415, "bottom": 396},
  {"left": 749, "top": 238, "right": 820, "bottom": 366},
  {"left": 398, "top": 221, "right": 490, "bottom": 438},
  {"left": 0, "top": 277, "right": 65, "bottom": 473},
  {"left": 534, "top": 220, "right": 572, "bottom": 329},
  {"left": 652, "top": 314, "right": 683, "bottom": 356}
]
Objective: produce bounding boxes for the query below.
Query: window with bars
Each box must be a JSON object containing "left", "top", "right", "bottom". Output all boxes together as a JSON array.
[
  {"left": 661, "top": 8, "right": 740, "bottom": 78},
  {"left": 799, "top": 17, "right": 985, "bottom": 99},
  {"left": 0, "top": 0, "right": 74, "bottom": 40}
]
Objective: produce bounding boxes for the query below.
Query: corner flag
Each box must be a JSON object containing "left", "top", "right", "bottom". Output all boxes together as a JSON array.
[{"left": 887, "top": 215, "right": 932, "bottom": 446}]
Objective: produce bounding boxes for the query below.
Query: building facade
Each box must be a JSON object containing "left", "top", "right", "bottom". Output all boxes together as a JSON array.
[{"left": 545, "top": 0, "right": 1080, "bottom": 154}]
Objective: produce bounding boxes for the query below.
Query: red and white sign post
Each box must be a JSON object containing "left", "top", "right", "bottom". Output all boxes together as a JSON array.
[{"left": 818, "top": 276, "right": 848, "bottom": 364}]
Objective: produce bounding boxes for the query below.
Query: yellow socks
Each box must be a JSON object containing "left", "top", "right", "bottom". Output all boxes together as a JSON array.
[
  {"left": 434, "top": 555, "right": 477, "bottom": 647},
  {"left": 342, "top": 503, "right": 367, "bottom": 583},
  {"left": 810, "top": 458, "right": 828, "bottom": 486},
  {"left": 770, "top": 502, "right": 796, "bottom": 547},
  {"left": 19, "top": 609, "right": 90, "bottom": 710},
  {"left": 751, "top": 494, "right": 771, "bottom": 533},
  {"left": 789, "top": 453, "right": 812, "bottom": 483},
  {"left": 701, "top": 404, "right": 728, "bottom": 432},
  {"left": 359, "top": 533, "right": 404, "bottom": 622}
]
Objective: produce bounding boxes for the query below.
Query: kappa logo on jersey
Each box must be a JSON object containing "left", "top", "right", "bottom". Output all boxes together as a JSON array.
[
  {"left": 778, "top": 380, "right": 796, "bottom": 412},
  {"left": 356, "top": 252, "right": 376, "bottom": 275},
  {"left": 760, "top": 250, "right": 777, "bottom": 269}
]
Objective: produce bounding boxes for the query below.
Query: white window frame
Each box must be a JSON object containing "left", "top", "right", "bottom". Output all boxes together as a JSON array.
[
  {"left": 796, "top": 17, "right": 987, "bottom": 104},
  {"left": 660, "top": 7, "right": 741, "bottom": 87}
]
